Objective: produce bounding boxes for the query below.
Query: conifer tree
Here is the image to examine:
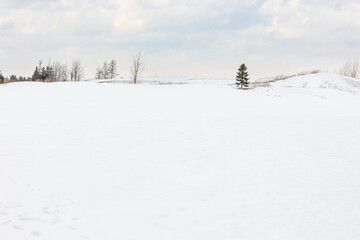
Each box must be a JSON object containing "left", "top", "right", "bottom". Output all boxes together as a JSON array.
[
  {"left": 40, "top": 67, "right": 46, "bottom": 81},
  {"left": 0, "top": 69, "right": 4, "bottom": 84},
  {"left": 10, "top": 75, "right": 17, "bottom": 81},
  {"left": 236, "top": 63, "right": 250, "bottom": 88},
  {"left": 32, "top": 67, "right": 40, "bottom": 81}
]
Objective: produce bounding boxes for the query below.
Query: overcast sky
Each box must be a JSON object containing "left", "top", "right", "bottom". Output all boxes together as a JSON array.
[{"left": 1, "top": 0, "right": 360, "bottom": 79}]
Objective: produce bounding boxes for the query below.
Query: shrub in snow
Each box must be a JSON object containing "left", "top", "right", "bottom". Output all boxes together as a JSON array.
[{"left": 339, "top": 59, "right": 360, "bottom": 79}]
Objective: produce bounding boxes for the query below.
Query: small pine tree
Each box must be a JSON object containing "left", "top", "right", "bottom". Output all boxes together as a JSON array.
[
  {"left": 236, "top": 63, "right": 250, "bottom": 88},
  {"left": 10, "top": 75, "right": 17, "bottom": 81},
  {"left": 0, "top": 69, "right": 4, "bottom": 84},
  {"left": 32, "top": 67, "right": 40, "bottom": 81},
  {"left": 40, "top": 67, "right": 46, "bottom": 81}
]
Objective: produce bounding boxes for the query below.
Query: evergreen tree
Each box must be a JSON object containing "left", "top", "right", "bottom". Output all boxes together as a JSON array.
[
  {"left": 236, "top": 63, "right": 250, "bottom": 88},
  {"left": 32, "top": 67, "right": 40, "bottom": 81},
  {"left": 10, "top": 75, "right": 17, "bottom": 81},
  {"left": 0, "top": 69, "right": 4, "bottom": 84},
  {"left": 43, "top": 66, "right": 54, "bottom": 81},
  {"left": 40, "top": 67, "right": 46, "bottom": 81}
]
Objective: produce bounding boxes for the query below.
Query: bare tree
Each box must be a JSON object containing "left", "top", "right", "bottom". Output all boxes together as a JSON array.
[
  {"left": 95, "top": 67, "right": 103, "bottom": 79},
  {"left": 102, "top": 61, "right": 109, "bottom": 79},
  {"left": 71, "top": 59, "right": 84, "bottom": 81},
  {"left": 52, "top": 61, "right": 61, "bottom": 82},
  {"left": 59, "top": 64, "right": 69, "bottom": 81},
  {"left": 38, "top": 60, "right": 43, "bottom": 71},
  {"left": 108, "top": 60, "right": 118, "bottom": 79},
  {"left": 339, "top": 59, "right": 360, "bottom": 79},
  {"left": 95, "top": 60, "right": 118, "bottom": 80},
  {"left": 130, "top": 51, "right": 144, "bottom": 84}
]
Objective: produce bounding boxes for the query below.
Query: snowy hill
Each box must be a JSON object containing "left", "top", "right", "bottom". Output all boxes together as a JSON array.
[
  {"left": 266, "top": 72, "right": 360, "bottom": 94},
  {"left": 1, "top": 73, "right": 360, "bottom": 240}
]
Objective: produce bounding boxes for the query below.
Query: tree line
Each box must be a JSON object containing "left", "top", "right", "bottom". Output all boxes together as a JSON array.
[
  {"left": 31, "top": 59, "right": 84, "bottom": 82},
  {"left": 95, "top": 51, "right": 145, "bottom": 84},
  {"left": 1, "top": 51, "right": 146, "bottom": 84},
  {"left": 2, "top": 57, "right": 360, "bottom": 86}
]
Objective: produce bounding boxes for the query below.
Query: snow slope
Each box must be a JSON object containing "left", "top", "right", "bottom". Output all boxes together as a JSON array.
[
  {"left": 1, "top": 74, "right": 360, "bottom": 240},
  {"left": 269, "top": 72, "right": 360, "bottom": 94}
]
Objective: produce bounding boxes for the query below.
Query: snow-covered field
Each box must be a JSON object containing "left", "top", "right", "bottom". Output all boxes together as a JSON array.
[{"left": 1, "top": 73, "right": 360, "bottom": 240}]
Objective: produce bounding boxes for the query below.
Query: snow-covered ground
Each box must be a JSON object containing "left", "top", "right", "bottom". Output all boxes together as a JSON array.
[
  {"left": 1, "top": 73, "right": 360, "bottom": 240},
  {"left": 267, "top": 72, "right": 360, "bottom": 95},
  {"left": 90, "top": 76, "right": 235, "bottom": 85}
]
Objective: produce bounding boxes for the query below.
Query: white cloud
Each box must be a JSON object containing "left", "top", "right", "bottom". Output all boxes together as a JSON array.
[
  {"left": 259, "top": 0, "right": 360, "bottom": 41},
  {"left": 217, "top": 0, "right": 360, "bottom": 77},
  {"left": 0, "top": 0, "right": 359, "bottom": 78}
]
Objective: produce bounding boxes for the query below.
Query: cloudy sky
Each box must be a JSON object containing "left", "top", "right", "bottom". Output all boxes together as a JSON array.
[{"left": 1, "top": 0, "right": 360, "bottom": 79}]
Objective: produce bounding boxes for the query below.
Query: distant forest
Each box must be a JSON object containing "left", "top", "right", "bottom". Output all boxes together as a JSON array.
[{"left": 0, "top": 51, "right": 145, "bottom": 84}]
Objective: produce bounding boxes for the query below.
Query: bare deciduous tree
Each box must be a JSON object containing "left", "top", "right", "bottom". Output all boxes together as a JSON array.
[
  {"left": 59, "top": 64, "right": 69, "bottom": 81},
  {"left": 130, "top": 51, "right": 144, "bottom": 84},
  {"left": 95, "top": 60, "right": 118, "bottom": 80},
  {"left": 38, "top": 60, "right": 43, "bottom": 71},
  {"left": 102, "top": 61, "right": 109, "bottom": 79},
  {"left": 95, "top": 67, "right": 103, "bottom": 79},
  {"left": 339, "top": 59, "right": 360, "bottom": 79},
  {"left": 52, "top": 61, "right": 61, "bottom": 82},
  {"left": 71, "top": 59, "right": 84, "bottom": 81},
  {"left": 34, "top": 60, "right": 68, "bottom": 82},
  {"left": 108, "top": 60, "right": 118, "bottom": 79}
]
